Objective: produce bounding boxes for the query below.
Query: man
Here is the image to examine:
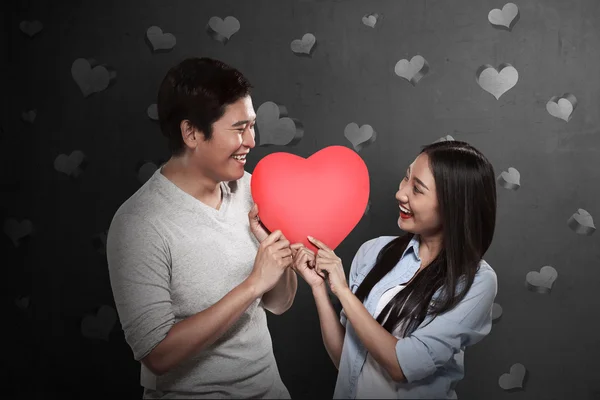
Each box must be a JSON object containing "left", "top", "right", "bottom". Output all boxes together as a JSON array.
[{"left": 106, "top": 57, "right": 297, "bottom": 399}]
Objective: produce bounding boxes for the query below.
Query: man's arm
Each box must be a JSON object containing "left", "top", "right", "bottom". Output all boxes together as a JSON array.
[
  {"left": 144, "top": 278, "right": 262, "bottom": 376},
  {"left": 107, "top": 213, "right": 264, "bottom": 376},
  {"left": 261, "top": 267, "right": 297, "bottom": 315}
]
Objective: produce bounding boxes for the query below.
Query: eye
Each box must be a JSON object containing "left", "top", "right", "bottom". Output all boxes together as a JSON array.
[
  {"left": 238, "top": 123, "right": 255, "bottom": 133},
  {"left": 413, "top": 186, "right": 422, "bottom": 194}
]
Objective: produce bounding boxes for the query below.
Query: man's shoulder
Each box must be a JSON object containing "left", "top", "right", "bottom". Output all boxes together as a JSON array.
[{"left": 109, "top": 184, "right": 166, "bottom": 232}]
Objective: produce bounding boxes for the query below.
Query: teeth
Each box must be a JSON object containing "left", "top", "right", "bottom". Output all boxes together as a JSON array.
[
  {"left": 400, "top": 205, "right": 412, "bottom": 214},
  {"left": 232, "top": 155, "right": 246, "bottom": 160}
]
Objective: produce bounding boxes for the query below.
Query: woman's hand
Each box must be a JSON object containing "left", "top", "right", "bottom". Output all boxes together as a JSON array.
[
  {"left": 290, "top": 243, "right": 325, "bottom": 290},
  {"left": 307, "top": 236, "right": 349, "bottom": 297}
]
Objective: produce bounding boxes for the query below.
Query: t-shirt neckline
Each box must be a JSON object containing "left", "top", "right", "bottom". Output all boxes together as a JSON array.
[{"left": 154, "top": 166, "right": 232, "bottom": 218}]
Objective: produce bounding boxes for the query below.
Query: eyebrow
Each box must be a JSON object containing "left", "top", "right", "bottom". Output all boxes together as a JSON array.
[
  {"left": 230, "top": 118, "right": 256, "bottom": 128},
  {"left": 407, "top": 166, "right": 430, "bottom": 191}
]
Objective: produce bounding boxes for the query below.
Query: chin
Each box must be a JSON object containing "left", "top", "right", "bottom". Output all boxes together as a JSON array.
[
  {"left": 398, "top": 218, "right": 417, "bottom": 232},
  {"left": 228, "top": 168, "right": 245, "bottom": 181}
]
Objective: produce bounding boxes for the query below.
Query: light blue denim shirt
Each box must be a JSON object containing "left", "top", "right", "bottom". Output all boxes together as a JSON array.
[{"left": 333, "top": 235, "right": 498, "bottom": 399}]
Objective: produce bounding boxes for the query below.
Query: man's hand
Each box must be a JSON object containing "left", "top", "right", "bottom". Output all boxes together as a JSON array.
[{"left": 248, "top": 203, "right": 270, "bottom": 243}]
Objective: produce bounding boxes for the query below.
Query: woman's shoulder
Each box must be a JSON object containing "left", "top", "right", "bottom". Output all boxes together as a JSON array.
[
  {"left": 461, "top": 259, "right": 498, "bottom": 297},
  {"left": 351, "top": 235, "right": 399, "bottom": 275},
  {"left": 358, "top": 235, "right": 397, "bottom": 257}
]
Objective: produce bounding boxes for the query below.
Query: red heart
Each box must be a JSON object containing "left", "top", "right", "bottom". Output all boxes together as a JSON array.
[{"left": 250, "top": 145, "right": 370, "bottom": 252}]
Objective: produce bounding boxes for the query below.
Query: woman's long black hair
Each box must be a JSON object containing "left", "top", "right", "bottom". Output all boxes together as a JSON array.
[{"left": 355, "top": 140, "right": 497, "bottom": 337}]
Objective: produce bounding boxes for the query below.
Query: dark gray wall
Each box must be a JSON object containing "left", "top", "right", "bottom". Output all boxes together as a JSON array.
[{"left": 4, "top": 0, "right": 600, "bottom": 398}]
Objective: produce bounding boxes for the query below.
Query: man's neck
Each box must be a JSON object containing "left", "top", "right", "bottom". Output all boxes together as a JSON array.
[{"left": 161, "top": 157, "right": 222, "bottom": 205}]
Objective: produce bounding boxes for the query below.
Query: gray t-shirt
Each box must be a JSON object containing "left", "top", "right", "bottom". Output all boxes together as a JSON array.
[{"left": 106, "top": 166, "right": 291, "bottom": 399}]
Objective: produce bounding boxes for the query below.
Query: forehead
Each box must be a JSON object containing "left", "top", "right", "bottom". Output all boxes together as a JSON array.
[
  {"left": 220, "top": 96, "right": 256, "bottom": 121},
  {"left": 409, "top": 153, "right": 435, "bottom": 183}
]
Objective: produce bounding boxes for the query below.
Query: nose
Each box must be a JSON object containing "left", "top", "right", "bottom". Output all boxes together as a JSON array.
[
  {"left": 396, "top": 184, "right": 409, "bottom": 203},
  {"left": 243, "top": 126, "right": 256, "bottom": 149}
]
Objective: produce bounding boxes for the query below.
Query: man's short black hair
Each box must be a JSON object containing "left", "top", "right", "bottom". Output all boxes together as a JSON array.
[{"left": 157, "top": 57, "right": 253, "bottom": 156}]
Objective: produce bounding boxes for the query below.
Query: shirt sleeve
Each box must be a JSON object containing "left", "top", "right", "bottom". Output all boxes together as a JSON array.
[
  {"left": 340, "top": 238, "right": 381, "bottom": 328},
  {"left": 395, "top": 266, "right": 498, "bottom": 383},
  {"left": 106, "top": 213, "right": 175, "bottom": 361}
]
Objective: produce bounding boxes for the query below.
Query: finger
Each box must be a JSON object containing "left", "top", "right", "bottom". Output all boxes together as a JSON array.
[
  {"left": 277, "top": 247, "right": 293, "bottom": 259},
  {"left": 296, "top": 252, "right": 308, "bottom": 268},
  {"left": 315, "top": 264, "right": 329, "bottom": 280},
  {"left": 299, "top": 247, "right": 315, "bottom": 258},
  {"left": 262, "top": 230, "right": 283, "bottom": 246},
  {"left": 248, "top": 203, "right": 258, "bottom": 219},
  {"left": 272, "top": 238, "right": 291, "bottom": 251},
  {"left": 290, "top": 243, "right": 304, "bottom": 250},
  {"left": 316, "top": 250, "right": 337, "bottom": 263},
  {"left": 307, "top": 236, "right": 332, "bottom": 252}
]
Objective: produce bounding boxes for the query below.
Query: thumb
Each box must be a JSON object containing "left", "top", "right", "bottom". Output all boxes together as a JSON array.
[{"left": 248, "top": 203, "right": 257, "bottom": 217}]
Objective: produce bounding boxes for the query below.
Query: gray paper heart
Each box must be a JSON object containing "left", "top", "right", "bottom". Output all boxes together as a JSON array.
[
  {"left": 206, "top": 16, "right": 240, "bottom": 44},
  {"left": 256, "top": 101, "right": 303, "bottom": 146},
  {"left": 291, "top": 33, "right": 316, "bottom": 55},
  {"left": 146, "top": 26, "right": 176, "bottom": 52},
  {"left": 54, "top": 150, "right": 87, "bottom": 177},
  {"left": 71, "top": 58, "right": 116, "bottom": 97},
  {"left": 81, "top": 305, "right": 117, "bottom": 341},
  {"left": 344, "top": 123, "right": 376, "bottom": 152},
  {"left": 498, "top": 363, "right": 526, "bottom": 390},
  {"left": 3, "top": 218, "right": 33, "bottom": 247},
  {"left": 19, "top": 20, "right": 43, "bottom": 37},
  {"left": 526, "top": 265, "right": 558, "bottom": 294}
]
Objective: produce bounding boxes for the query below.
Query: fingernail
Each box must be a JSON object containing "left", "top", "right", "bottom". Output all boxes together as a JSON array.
[{"left": 307, "top": 236, "right": 313, "bottom": 240}]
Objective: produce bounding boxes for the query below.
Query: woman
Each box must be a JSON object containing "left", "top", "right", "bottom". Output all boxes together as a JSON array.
[{"left": 291, "top": 140, "right": 498, "bottom": 399}]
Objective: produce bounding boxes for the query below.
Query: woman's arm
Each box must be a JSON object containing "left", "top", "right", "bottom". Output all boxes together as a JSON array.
[
  {"left": 337, "top": 288, "right": 405, "bottom": 381},
  {"left": 312, "top": 285, "right": 346, "bottom": 369}
]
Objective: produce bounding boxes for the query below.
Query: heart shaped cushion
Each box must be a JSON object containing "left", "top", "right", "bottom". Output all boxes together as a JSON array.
[{"left": 250, "top": 145, "right": 370, "bottom": 252}]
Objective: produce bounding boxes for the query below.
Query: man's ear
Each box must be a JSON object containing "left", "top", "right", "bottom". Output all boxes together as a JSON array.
[{"left": 180, "top": 120, "right": 202, "bottom": 149}]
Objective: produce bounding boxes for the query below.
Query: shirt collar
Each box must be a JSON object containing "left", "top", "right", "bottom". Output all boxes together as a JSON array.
[{"left": 402, "top": 233, "right": 421, "bottom": 261}]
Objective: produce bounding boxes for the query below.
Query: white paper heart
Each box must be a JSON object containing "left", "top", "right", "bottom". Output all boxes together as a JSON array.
[
  {"left": 568, "top": 208, "right": 596, "bottom": 236},
  {"left": 395, "top": 55, "right": 429, "bottom": 86},
  {"left": 496, "top": 167, "right": 520, "bottom": 190},
  {"left": 546, "top": 93, "right": 577, "bottom": 122},
  {"left": 476, "top": 63, "right": 518, "bottom": 100},
  {"left": 433, "top": 135, "right": 454, "bottom": 143},
  {"left": 362, "top": 13, "right": 379, "bottom": 28},
  {"left": 488, "top": 3, "right": 520, "bottom": 30}
]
